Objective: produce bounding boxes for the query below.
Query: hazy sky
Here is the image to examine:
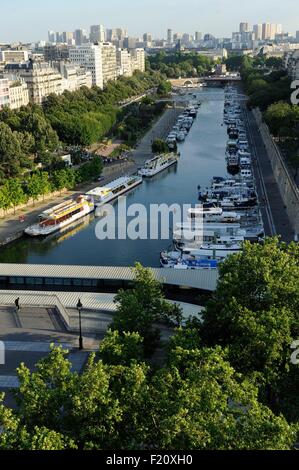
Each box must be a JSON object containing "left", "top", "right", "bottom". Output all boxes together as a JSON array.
[{"left": 0, "top": 0, "right": 298, "bottom": 43}]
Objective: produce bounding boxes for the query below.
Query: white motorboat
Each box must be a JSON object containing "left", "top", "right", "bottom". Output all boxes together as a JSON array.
[{"left": 87, "top": 175, "right": 143, "bottom": 209}]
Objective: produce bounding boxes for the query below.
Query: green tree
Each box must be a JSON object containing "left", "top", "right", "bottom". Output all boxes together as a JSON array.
[
  {"left": 145, "top": 345, "right": 296, "bottom": 450},
  {"left": 0, "top": 122, "right": 24, "bottom": 179},
  {"left": 7, "top": 179, "right": 26, "bottom": 213},
  {"left": 0, "top": 343, "right": 296, "bottom": 450},
  {"left": 26, "top": 173, "right": 43, "bottom": 205},
  {"left": 157, "top": 80, "right": 172, "bottom": 96},
  {"left": 38, "top": 172, "right": 52, "bottom": 201},
  {"left": 200, "top": 238, "right": 299, "bottom": 416},
  {"left": 99, "top": 329, "right": 144, "bottom": 366},
  {"left": 152, "top": 139, "right": 169, "bottom": 154},
  {"left": 112, "top": 263, "right": 183, "bottom": 356}
]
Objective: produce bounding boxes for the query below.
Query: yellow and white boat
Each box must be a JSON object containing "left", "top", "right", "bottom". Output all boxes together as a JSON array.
[{"left": 25, "top": 195, "right": 94, "bottom": 237}]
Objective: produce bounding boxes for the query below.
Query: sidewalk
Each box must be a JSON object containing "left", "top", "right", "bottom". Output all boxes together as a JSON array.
[{"left": 245, "top": 107, "right": 294, "bottom": 242}]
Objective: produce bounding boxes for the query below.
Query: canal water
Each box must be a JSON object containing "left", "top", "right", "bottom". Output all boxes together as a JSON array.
[{"left": 0, "top": 87, "right": 228, "bottom": 267}]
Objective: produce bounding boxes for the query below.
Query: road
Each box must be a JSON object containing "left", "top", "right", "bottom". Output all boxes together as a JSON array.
[{"left": 243, "top": 105, "right": 294, "bottom": 242}]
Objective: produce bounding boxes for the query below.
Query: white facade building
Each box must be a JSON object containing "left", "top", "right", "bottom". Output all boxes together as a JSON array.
[
  {"left": 130, "top": 48, "right": 145, "bottom": 73},
  {"left": 0, "top": 78, "right": 10, "bottom": 109},
  {"left": 53, "top": 61, "right": 93, "bottom": 92},
  {"left": 8, "top": 76, "right": 29, "bottom": 109},
  {"left": 5, "top": 61, "right": 64, "bottom": 104},
  {"left": 116, "top": 48, "right": 132, "bottom": 77},
  {"left": 101, "top": 42, "right": 117, "bottom": 83},
  {"left": 69, "top": 44, "right": 103, "bottom": 88}
]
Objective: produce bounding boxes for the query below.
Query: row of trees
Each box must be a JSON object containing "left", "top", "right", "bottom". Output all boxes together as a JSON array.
[
  {"left": 226, "top": 54, "right": 283, "bottom": 72},
  {"left": 241, "top": 57, "right": 291, "bottom": 111},
  {"left": 0, "top": 156, "right": 103, "bottom": 213},
  {"left": 238, "top": 56, "right": 299, "bottom": 180},
  {"left": 148, "top": 51, "right": 214, "bottom": 78},
  {"left": 117, "top": 98, "right": 167, "bottom": 145},
  {"left": 0, "top": 241, "right": 298, "bottom": 450}
]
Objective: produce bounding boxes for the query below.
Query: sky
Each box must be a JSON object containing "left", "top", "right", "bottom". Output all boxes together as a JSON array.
[{"left": 0, "top": 0, "right": 298, "bottom": 43}]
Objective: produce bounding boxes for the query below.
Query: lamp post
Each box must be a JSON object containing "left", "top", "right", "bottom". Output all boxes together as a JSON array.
[{"left": 77, "top": 299, "right": 83, "bottom": 350}]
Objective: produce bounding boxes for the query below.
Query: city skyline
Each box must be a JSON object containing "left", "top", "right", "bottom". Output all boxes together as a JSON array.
[{"left": 0, "top": 0, "right": 298, "bottom": 43}]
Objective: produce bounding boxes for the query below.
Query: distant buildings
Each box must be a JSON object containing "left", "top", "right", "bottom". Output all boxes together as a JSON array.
[
  {"left": 240, "top": 22, "right": 250, "bottom": 33},
  {"left": 253, "top": 24, "right": 263, "bottom": 41},
  {"left": 167, "top": 29, "right": 173, "bottom": 45},
  {"left": 90, "top": 25, "right": 105, "bottom": 44},
  {"left": 261, "top": 23, "right": 282, "bottom": 40},
  {"left": 74, "top": 29, "right": 88, "bottom": 46},
  {"left": 194, "top": 31, "right": 202, "bottom": 42}
]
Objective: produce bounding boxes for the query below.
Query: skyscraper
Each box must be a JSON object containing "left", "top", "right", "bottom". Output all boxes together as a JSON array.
[
  {"left": 48, "top": 31, "right": 55, "bottom": 43},
  {"left": 167, "top": 29, "right": 173, "bottom": 44},
  {"left": 296, "top": 31, "right": 299, "bottom": 41},
  {"left": 262, "top": 23, "right": 281, "bottom": 40},
  {"left": 195, "top": 31, "right": 202, "bottom": 42},
  {"left": 62, "top": 32, "right": 74, "bottom": 45},
  {"left": 74, "top": 29, "right": 87, "bottom": 46},
  {"left": 90, "top": 25, "right": 105, "bottom": 43},
  {"left": 253, "top": 24, "right": 263, "bottom": 40},
  {"left": 240, "top": 22, "right": 249, "bottom": 33}
]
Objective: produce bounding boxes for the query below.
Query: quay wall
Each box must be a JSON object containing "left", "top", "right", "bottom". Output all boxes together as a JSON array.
[{"left": 252, "top": 108, "right": 299, "bottom": 239}]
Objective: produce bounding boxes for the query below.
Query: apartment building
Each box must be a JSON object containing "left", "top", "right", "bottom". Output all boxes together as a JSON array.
[
  {"left": 116, "top": 48, "right": 132, "bottom": 77},
  {"left": 0, "top": 78, "right": 10, "bottom": 109},
  {"left": 130, "top": 48, "right": 145, "bottom": 73},
  {"left": 53, "top": 61, "right": 92, "bottom": 91},
  {"left": 69, "top": 44, "right": 103, "bottom": 88},
  {"left": 0, "top": 75, "right": 29, "bottom": 110},
  {"left": 44, "top": 44, "right": 70, "bottom": 62},
  {"left": 101, "top": 42, "right": 117, "bottom": 83},
  {"left": 5, "top": 61, "right": 64, "bottom": 104},
  {"left": 8, "top": 76, "right": 29, "bottom": 109}
]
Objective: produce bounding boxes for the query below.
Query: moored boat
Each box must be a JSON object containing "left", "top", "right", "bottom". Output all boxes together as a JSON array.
[
  {"left": 87, "top": 175, "right": 143, "bottom": 209},
  {"left": 138, "top": 153, "right": 179, "bottom": 177},
  {"left": 25, "top": 195, "right": 94, "bottom": 237}
]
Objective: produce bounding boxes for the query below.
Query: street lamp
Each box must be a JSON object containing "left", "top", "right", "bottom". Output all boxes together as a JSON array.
[{"left": 76, "top": 299, "right": 83, "bottom": 350}]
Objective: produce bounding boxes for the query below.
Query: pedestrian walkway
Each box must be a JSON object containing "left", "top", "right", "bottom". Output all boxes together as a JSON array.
[
  {"left": 0, "top": 341, "right": 94, "bottom": 388},
  {"left": 244, "top": 107, "right": 294, "bottom": 241},
  {"left": 3, "top": 341, "right": 73, "bottom": 352}
]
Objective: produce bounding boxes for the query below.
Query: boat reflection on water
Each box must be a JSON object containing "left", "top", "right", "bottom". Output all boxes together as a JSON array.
[{"left": 33, "top": 213, "right": 94, "bottom": 248}]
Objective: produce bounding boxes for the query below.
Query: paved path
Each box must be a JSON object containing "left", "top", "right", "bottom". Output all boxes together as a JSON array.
[
  {"left": 243, "top": 106, "right": 293, "bottom": 242},
  {"left": 132, "top": 106, "right": 183, "bottom": 162}
]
